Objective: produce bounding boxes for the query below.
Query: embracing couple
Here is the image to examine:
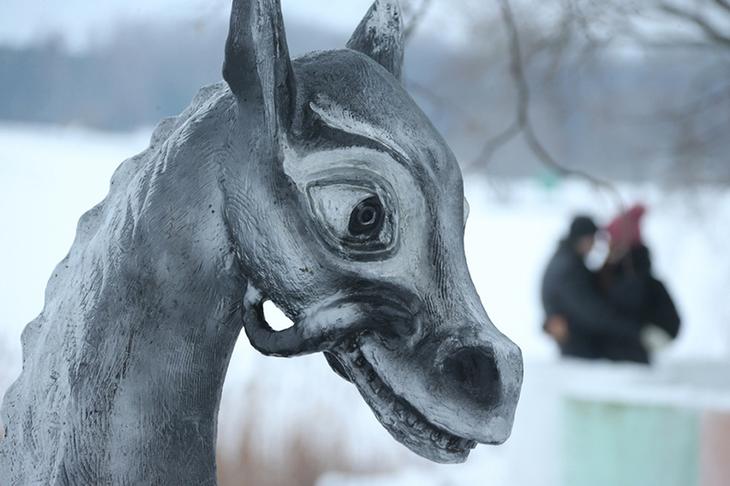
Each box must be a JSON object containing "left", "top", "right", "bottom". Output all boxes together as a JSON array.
[{"left": 541, "top": 205, "right": 680, "bottom": 364}]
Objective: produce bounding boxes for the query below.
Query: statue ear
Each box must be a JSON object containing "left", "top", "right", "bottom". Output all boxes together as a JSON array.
[
  {"left": 346, "top": 0, "right": 405, "bottom": 81},
  {"left": 223, "top": 0, "right": 295, "bottom": 136}
]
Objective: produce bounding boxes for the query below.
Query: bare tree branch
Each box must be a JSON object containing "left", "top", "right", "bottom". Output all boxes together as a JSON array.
[
  {"left": 471, "top": 120, "right": 521, "bottom": 164},
  {"left": 403, "top": 0, "right": 433, "bottom": 42},
  {"left": 406, "top": 78, "right": 486, "bottom": 134},
  {"left": 658, "top": 2, "right": 730, "bottom": 47},
  {"left": 712, "top": 0, "right": 730, "bottom": 14},
  {"left": 470, "top": 0, "right": 621, "bottom": 202},
  {"left": 468, "top": 0, "right": 532, "bottom": 168}
]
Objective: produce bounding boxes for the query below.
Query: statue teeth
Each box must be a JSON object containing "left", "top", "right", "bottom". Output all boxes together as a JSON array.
[{"left": 348, "top": 336, "right": 473, "bottom": 457}]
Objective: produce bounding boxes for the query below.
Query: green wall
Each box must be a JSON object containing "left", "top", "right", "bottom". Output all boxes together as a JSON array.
[{"left": 562, "top": 398, "right": 700, "bottom": 486}]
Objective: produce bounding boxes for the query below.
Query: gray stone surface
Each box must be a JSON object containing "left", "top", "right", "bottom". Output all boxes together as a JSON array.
[{"left": 0, "top": 0, "right": 523, "bottom": 484}]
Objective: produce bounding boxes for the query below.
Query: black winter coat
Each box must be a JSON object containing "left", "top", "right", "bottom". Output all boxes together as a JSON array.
[
  {"left": 602, "top": 244, "right": 680, "bottom": 340},
  {"left": 541, "top": 241, "right": 647, "bottom": 363}
]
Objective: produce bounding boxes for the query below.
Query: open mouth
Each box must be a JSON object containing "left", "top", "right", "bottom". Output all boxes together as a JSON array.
[
  {"left": 326, "top": 335, "right": 477, "bottom": 463},
  {"left": 243, "top": 285, "right": 484, "bottom": 463}
]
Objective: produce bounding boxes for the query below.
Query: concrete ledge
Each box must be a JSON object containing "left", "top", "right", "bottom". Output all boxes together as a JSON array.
[{"left": 558, "top": 360, "right": 730, "bottom": 486}]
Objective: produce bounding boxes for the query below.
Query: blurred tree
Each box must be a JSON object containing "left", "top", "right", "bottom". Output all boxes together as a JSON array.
[
  {"left": 605, "top": 0, "right": 730, "bottom": 182},
  {"left": 502, "top": 0, "right": 730, "bottom": 184},
  {"left": 0, "top": 0, "right": 726, "bottom": 184},
  {"left": 403, "top": 0, "right": 730, "bottom": 185}
]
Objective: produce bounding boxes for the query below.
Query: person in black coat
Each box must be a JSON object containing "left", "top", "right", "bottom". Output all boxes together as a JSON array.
[
  {"left": 601, "top": 205, "right": 681, "bottom": 350},
  {"left": 541, "top": 216, "right": 648, "bottom": 363}
]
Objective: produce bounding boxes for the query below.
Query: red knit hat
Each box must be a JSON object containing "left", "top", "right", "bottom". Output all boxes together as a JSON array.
[{"left": 606, "top": 204, "right": 646, "bottom": 249}]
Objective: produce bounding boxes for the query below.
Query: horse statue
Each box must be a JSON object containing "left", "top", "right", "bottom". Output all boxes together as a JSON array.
[{"left": 0, "top": 0, "right": 523, "bottom": 483}]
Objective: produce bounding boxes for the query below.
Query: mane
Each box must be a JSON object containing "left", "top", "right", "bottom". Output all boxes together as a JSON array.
[
  {"left": 14, "top": 81, "right": 233, "bottom": 381},
  {"left": 0, "top": 82, "right": 236, "bottom": 485},
  {"left": 70, "top": 83, "right": 230, "bottom": 256}
]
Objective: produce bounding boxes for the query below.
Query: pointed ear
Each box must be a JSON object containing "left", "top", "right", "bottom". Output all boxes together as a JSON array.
[
  {"left": 346, "top": 0, "right": 405, "bottom": 81},
  {"left": 223, "top": 0, "right": 295, "bottom": 135}
]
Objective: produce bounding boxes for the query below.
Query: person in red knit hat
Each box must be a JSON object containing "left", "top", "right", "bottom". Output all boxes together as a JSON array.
[
  {"left": 599, "top": 203, "right": 681, "bottom": 362},
  {"left": 605, "top": 203, "right": 646, "bottom": 258}
]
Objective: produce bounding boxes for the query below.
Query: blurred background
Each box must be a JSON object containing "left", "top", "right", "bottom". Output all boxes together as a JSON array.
[{"left": 1, "top": 0, "right": 729, "bottom": 485}]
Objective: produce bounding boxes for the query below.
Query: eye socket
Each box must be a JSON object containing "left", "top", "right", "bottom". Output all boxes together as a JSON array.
[
  {"left": 306, "top": 179, "right": 397, "bottom": 259},
  {"left": 348, "top": 196, "right": 385, "bottom": 238}
]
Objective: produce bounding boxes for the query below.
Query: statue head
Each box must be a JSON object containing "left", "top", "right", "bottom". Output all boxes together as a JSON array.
[{"left": 221, "top": 0, "right": 523, "bottom": 463}]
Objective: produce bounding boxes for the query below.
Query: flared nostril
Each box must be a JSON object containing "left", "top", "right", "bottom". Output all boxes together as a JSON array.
[{"left": 442, "top": 346, "right": 502, "bottom": 406}]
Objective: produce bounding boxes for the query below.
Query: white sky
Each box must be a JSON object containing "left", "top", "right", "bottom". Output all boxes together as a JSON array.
[
  {"left": 0, "top": 0, "right": 393, "bottom": 52},
  {"left": 2, "top": 0, "right": 728, "bottom": 56},
  {"left": 0, "top": 0, "right": 480, "bottom": 54}
]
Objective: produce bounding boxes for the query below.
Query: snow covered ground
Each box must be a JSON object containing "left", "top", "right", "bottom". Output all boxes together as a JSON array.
[{"left": 1, "top": 123, "right": 729, "bottom": 485}]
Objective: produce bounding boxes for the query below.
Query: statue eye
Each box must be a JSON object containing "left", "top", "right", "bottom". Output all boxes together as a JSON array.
[
  {"left": 306, "top": 181, "right": 397, "bottom": 259},
  {"left": 348, "top": 196, "right": 384, "bottom": 238}
]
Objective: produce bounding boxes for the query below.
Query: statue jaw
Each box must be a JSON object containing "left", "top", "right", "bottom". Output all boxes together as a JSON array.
[
  {"left": 326, "top": 338, "right": 479, "bottom": 464},
  {"left": 242, "top": 287, "right": 475, "bottom": 463},
  {"left": 241, "top": 282, "right": 520, "bottom": 464}
]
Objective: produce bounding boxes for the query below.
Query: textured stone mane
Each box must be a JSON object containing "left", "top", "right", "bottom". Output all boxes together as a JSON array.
[{"left": 0, "top": 83, "right": 238, "bottom": 485}]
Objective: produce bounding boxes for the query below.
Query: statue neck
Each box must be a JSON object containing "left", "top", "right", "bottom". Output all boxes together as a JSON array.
[
  {"left": 1, "top": 92, "right": 246, "bottom": 485},
  {"left": 67, "top": 139, "right": 245, "bottom": 485}
]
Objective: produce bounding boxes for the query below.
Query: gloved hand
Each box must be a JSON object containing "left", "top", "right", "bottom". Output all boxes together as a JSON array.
[{"left": 640, "top": 324, "right": 672, "bottom": 352}]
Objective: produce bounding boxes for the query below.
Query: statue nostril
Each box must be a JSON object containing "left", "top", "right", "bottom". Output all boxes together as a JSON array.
[{"left": 443, "top": 347, "right": 502, "bottom": 406}]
